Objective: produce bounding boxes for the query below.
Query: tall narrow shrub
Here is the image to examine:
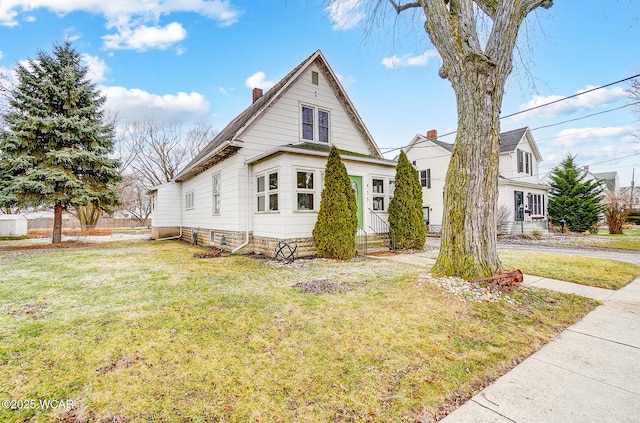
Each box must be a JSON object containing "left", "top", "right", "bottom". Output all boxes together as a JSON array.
[
  {"left": 388, "top": 150, "right": 426, "bottom": 249},
  {"left": 313, "top": 146, "right": 358, "bottom": 259}
]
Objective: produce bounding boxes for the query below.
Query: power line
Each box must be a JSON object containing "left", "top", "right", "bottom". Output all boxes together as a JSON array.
[
  {"left": 501, "top": 73, "right": 640, "bottom": 119},
  {"left": 379, "top": 73, "right": 640, "bottom": 154},
  {"left": 530, "top": 101, "right": 640, "bottom": 131}
]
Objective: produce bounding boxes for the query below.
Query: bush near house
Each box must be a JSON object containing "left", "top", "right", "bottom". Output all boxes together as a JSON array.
[
  {"left": 312, "top": 146, "right": 358, "bottom": 260},
  {"left": 389, "top": 150, "right": 426, "bottom": 249},
  {"left": 627, "top": 210, "right": 640, "bottom": 225}
]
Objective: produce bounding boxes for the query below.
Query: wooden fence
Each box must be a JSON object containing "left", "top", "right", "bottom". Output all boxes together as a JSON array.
[{"left": 27, "top": 217, "right": 150, "bottom": 230}]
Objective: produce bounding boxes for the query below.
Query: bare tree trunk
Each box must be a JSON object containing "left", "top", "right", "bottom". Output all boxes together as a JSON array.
[
  {"left": 432, "top": 66, "right": 503, "bottom": 278},
  {"left": 75, "top": 203, "right": 101, "bottom": 232},
  {"left": 391, "top": 0, "right": 552, "bottom": 279},
  {"left": 53, "top": 202, "right": 63, "bottom": 244}
]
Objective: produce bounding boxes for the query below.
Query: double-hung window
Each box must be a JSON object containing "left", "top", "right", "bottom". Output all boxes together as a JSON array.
[
  {"left": 257, "top": 171, "right": 279, "bottom": 212},
  {"left": 529, "top": 194, "right": 544, "bottom": 216},
  {"left": 301, "top": 105, "right": 330, "bottom": 143},
  {"left": 420, "top": 169, "right": 431, "bottom": 188},
  {"left": 517, "top": 149, "right": 533, "bottom": 175},
  {"left": 296, "top": 170, "right": 315, "bottom": 211},
  {"left": 212, "top": 172, "right": 220, "bottom": 214},
  {"left": 185, "top": 190, "right": 195, "bottom": 210},
  {"left": 372, "top": 178, "right": 385, "bottom": 211}
]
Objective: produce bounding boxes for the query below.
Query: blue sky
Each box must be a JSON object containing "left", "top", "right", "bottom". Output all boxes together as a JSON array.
[{"left": 1, "top": 0, "right": 639, "bottom": 186}]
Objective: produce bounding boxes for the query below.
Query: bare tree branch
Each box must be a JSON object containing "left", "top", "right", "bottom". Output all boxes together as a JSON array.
[{"left": 388, "top": 0, "right": 423, "bottom": 14}]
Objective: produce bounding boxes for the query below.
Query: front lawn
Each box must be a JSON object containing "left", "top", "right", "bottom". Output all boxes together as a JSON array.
[
  {"left": 0, "top": 240, "right": 597, "bottom": 422},
  {"left": 554, "top": 228, "right": 640, "bottom": 251},
  {"left": 500, "top": 250, "right": 640, "bottom": 290}
]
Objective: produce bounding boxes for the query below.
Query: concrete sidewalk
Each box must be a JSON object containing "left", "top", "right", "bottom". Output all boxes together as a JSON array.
[{"left": 441, "top": 276, "right": 640, "bottom": 423}]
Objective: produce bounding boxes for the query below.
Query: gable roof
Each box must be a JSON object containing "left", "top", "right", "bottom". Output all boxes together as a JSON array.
[
  {"left": 174, "top": 50, "right": 381, "bottom": 182},
  {"left": 499, "top": 127, "right": 528, "bottom": 153},
  {"left": 591, "top": 171, "right": 619, "bottom": 191},
  {"left": 405, "top": 127, "right": 542, "bottom": 160},
  {"left": 404, "top": 134, "right": 453, "bottom": 156}
]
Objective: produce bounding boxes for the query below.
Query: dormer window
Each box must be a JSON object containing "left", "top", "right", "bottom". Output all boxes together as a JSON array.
[{"left": 301, "top": 105, "right": 330, "bottom": 143}]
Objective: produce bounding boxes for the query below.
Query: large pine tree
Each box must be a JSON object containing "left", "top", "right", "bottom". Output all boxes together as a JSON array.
[
  {"left": 388, "top": 150, "right": 426, "bottom": 250},
  {"left": 547, "top": 155, "right": 605, "bottom": 233},
  {"left": 0, "top": 41, "right": 121, "bottom": 243},
  {"left": 312, "top": 146, "right": 358, "bottom": 260}
]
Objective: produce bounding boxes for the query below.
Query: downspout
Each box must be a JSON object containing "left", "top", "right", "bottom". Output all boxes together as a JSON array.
[
  {"left": 232, "top": 160, "right": 251, "bottom": 253},
  {"left": 155, "top": 182, "right": 184, "bottom": 241}
]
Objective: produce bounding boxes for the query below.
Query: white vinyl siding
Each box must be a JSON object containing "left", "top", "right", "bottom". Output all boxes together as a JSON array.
[{"left": 238, "top": 66, "right": 372, "bottom": 157}]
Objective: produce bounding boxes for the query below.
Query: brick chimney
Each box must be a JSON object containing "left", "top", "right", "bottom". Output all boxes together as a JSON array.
[
  {"left": 252, "top": 87, "right": 263, "bottom": 103},
  {"left": 427, "top": 129, "right": 437, "bottom": 139},
  {"left": 584, "top": 165, "right": 590, "bottom": 171}
]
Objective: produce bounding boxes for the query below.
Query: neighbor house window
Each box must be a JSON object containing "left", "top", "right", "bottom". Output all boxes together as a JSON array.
[
  {"left": 296, "top": 170, "right": 315, "bottom": 211},
  {"left": 256, "top": 171, "right": 279, "bottom": 212},
  {"left": 185, "top": 190, "right": 194, "bottom": 210},
  {"left": 517, "top": 149, "right": 533, "bottom": 175},
  {"left": 212, "top": 172, "right": 220, "bottom": 214},
  {"left": 301, "top": 105, "right": 330, "bottom": 143},
  {"left": 420, "top": 169, "right": 431, "bottom": 188},
  {"left": 372, "top": 178, "right": 385, "bottom": 211},
  {"left": 529, "top": 194, "right": 544, "bottom": 216}
]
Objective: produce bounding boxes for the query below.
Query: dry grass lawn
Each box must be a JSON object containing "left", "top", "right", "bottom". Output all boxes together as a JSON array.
[{"left": 0, "top": 240, "right": 597, "bottom": 422}]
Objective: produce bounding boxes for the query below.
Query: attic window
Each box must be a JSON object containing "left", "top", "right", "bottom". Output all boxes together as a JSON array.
[
  {"left": 301, "top": 105, "right": 330, "bottom": 143},
  {"left": 517, "top": 149, "right": 533, "bottom": 175},
  {"left": 312, "top": 71, "right": 319, "bottom": 85}
]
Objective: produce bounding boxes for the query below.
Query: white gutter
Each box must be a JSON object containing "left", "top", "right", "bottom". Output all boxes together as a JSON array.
[{"left": 231, "top": 160, "right": 251, "bottom": 253}]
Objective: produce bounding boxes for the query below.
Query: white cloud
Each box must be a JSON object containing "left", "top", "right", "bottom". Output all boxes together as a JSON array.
[
  {"left": 381, "top": 50, "right": 439, "bottom": 69},
  {"left": 102, "top": 85, "right": 210, "bottom": 124},
  {"left": 0, "top": 1, "right": 240, "bottom": 50},
  {"left": 103, "top": 22, "right": 187, "bottom": 51},
  {"left": 245, "top": 71, "right": 275, "bottom": 90},
  {"left": 218, "top": 87, "right": 234, "bottom": 96},
  {"left": 511, "top": 86, "right": 629, "bottom": 122},
  {"left": 551, "top": 126, "right": 637, "bottom": 149},
  {"left": 336, "top": 73, "right": 357, "bottom": 85},
  {"left": 82, "top": 54, "right": 110, "bottom": 83},
  {"left": 326, "top": 0, "right": 364, "bottom": 30}
]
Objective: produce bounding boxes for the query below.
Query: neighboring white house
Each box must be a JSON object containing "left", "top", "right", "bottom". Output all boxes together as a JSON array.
[
  {"left": 587, "top": 170, "right": 619, "bottom": 193},
  {"left": 404, "top": 127, "right": 549, "bottom": 234},
  {"left": 149, "top": 50, "right": 396, "bottom": 256},
  {"left": 621, "top": 185, "right": 640, "bottom": 209}
]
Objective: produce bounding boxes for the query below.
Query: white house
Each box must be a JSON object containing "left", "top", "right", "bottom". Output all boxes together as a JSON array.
[
  {"left": 149, "top": 50, "right": 396, "bottom": 256},
  {"left": 404, "top": 127, "right": 549, "bottom": 234}
]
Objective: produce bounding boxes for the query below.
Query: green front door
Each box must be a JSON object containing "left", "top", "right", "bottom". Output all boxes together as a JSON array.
[{"left": 349, "top": 176, "right": 363, "bottom": 228}]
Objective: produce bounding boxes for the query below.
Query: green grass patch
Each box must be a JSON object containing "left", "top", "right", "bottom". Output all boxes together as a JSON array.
[
  {"left": 556, "top": 228, "right": 640, "bottom": 251},
  {"left": 500, "top": 250, "right": 640, "bottom": 290},
  {"left": 0, "top": 240, "right": 597, "bottom": 422}
]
